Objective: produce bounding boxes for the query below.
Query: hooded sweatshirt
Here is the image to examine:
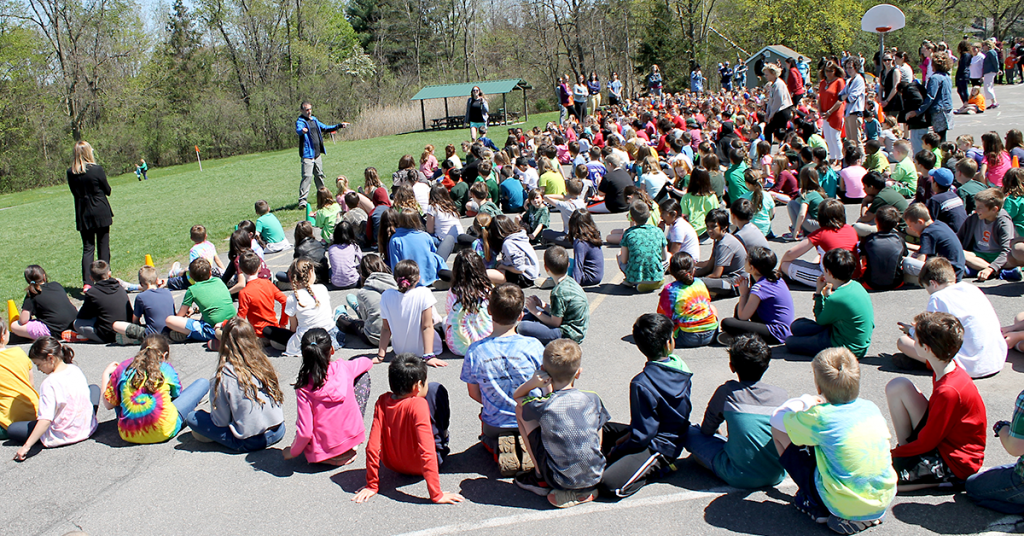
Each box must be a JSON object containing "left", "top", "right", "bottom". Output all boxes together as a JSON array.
[
  {"left": 290, "top": 357, "right": 374, "bottom": 463},
  {"left": 76, "top": 278, "right": 132, "bottom": 343},
  {"left": 614, "top": 354, "right": 693, "bottom": 459},
  {"left": 356, "top": 273, "right": 398, "bottom": 345},
  {"left": 210, "top": 363, "right": 285, "bottom": 440}
]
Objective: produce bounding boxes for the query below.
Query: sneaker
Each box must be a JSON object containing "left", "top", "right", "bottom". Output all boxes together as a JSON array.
[
  {"left": 536, "top": 276, "right": 556, "bottom": 290},
  {"left": 780, "top": 232, "right": 798, "bottom": 242},
  {"left": 191, "top": 431, "right": 214, "bottom": 443},
  {"left": 206, "top": 339, "right": 220, "bottom": 352},
  {"left": 826, "top": 515, "right": 882, "bottom": 534},
  {"left": 990, "top": 103, "right": 1000, "bottom": 109},
  {"left": 83, "top": 284, "right": 91, "bottom": 292},
  {"left": 518, "top": 435, "right": 534, "bottom": 473},
  {"left": 793, "top": 491, "right": 829, "bottom": 523},
  {"left": 61, "top": 330, "right": 90, "bottom": 343},
  {"left": 166, "top": 330, "right": 190, "bottom": 343},
  {"left": 1001, "top": 267, "right": 1023, "bottom": 281},
  {"left": 716, "top": 332, "right": 735, "bottom": 347},
  {"left": 346, "top": 294, "right": 360, "bottom": 316},
  {"left": 114, "top": 333, "right": 141, "bottom": 346},
  {"left": 548, "top": 487, "right": 596, "bottom": 508},
  {"left": 169, "top": 262, "right": 181, "bottom": 278},
  {"left": 334, "top": 305, "right": 347, "bottom": 322},
  {"left": 498, "top": 435, "right": 519, "bottom": 477},
  {"left": 514, "top": 471, "right": 550, "bottom": 496}
]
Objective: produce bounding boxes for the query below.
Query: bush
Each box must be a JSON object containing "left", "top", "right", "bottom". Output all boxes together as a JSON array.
[{"left": 532, "top": 98, "right": 554, "bottom": 113}]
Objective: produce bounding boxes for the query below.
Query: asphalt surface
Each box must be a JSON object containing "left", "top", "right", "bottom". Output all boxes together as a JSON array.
[{"left": 3, "top": 84, "right": 1024, "bottom": 536}]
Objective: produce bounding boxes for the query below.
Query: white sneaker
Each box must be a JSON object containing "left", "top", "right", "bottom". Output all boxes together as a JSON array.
[{"left": 169, "top": 261, "right": 181, "bottom": 278}]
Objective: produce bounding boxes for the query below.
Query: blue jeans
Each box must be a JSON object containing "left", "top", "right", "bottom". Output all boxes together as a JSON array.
[
  {"left": 517, "top": 312, "right": 564, "bottom": 346},
  {"left": 966, "top": 464, "right": 1024, "bottom": 514},
  {"left": 686, "top": 425, "right": 726, "bottom": 472},
  {"left": 174, "top": 378, "right": 211, "bottom": 419},
  {"left": 785, "top": 318, "right": 832, "bottom": 357},
  {"left": 185, "top": 410, "right": 286, "bottom": 453},
  {"left": 676, "top": 329, "right": 717, "bottom": 348}
]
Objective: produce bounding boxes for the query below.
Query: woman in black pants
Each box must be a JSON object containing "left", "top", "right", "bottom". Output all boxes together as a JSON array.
[
  {"left": 67, "top": 141, "right": 113, "bottom": 287},
  {"left": 763, "top": 64, "right": 794, "bottom": 143},
  {"left": 718, "top": 246, "right": 795, "bottom": 346}
]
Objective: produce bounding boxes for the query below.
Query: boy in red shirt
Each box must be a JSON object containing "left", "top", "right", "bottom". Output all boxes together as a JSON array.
[
  {"left": 235, "top": 250, "right": 289, "bottom": 348},
  {"left": 353, "top": 354, "right": 461, "bottom": 505},
  {"left": 886, "top": 311, "right": 987, "bottom": 491}
]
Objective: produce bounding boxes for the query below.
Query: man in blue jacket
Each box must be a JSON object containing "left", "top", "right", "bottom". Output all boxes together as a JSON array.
[
  {"left": 600, "top": 313, "right": 692, "bottom": 499},
  {"left": 296, "top": 101, "right": 347, "bottom": 208}
]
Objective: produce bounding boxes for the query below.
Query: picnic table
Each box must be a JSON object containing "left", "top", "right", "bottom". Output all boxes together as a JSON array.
[{"left": 430, "top": 115, "right": 465, "bottom": 130}]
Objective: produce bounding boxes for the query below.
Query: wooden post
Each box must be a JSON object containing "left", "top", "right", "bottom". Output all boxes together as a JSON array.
[
  {"left": 444, "top": 98, "right": 449, "bottom": 124},
  {"left": 503, "top": 93, "right": 508, "bottom": 125},
  {"left": 523, "top": 88, "right": 529, "bottom": 122},
  {"left": 420, "top": 100, "right": 426, "bottom": 131}
]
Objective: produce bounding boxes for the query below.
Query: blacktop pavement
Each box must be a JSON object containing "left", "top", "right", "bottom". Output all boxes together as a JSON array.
[{"left": 3, "top": 84, "right": 1024, "bottom": 536}]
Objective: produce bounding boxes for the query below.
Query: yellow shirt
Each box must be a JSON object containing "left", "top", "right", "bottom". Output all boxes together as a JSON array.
[
  {"left": 538, "top": 171, "right": 566, "bottom": 196},
  {"left": 0, "top": 347, "right": 40, "bottom": 428}
]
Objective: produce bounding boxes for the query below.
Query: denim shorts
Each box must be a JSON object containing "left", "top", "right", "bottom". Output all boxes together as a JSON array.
[{"left": 185, "top": 319, "right": 217, "bottom": 341}]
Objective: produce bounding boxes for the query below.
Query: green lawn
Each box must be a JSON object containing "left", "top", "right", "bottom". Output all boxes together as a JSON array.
[{"left": 0, "top": 113, "right": 558, "bottom": 303}]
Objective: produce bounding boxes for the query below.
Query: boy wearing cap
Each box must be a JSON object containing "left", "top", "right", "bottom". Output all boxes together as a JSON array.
[{"left": 925, "top": 168, "right": 968, "bottom": 234}]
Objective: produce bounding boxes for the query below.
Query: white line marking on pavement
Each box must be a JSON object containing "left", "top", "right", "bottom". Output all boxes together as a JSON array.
[{"left": 395, "top": 480, "right": 796, "bottom": 536}]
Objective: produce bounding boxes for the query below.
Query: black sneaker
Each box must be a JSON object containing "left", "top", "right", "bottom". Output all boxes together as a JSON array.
[
  {"left": 826, "top": 515, "right": 882, "bottom": 534},
  {"left": 793, "top": 491, "right": 829, "bottom": 523},
  {"left": 514, "top": 471, "right": 550, "bottom": 496}
]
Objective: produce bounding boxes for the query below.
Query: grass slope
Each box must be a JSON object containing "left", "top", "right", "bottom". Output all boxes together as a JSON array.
[{"left": 0, "top": 112, "right": 558, "bottom": 303}]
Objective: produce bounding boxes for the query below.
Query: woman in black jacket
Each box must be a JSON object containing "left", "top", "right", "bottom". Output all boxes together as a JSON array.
[{"left": 67, "top": 141, "right": 113, "bottom": 286}]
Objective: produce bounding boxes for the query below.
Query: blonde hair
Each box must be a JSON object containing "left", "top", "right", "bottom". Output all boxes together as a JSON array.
[
  {"left": 288, "top": 258, "right": 319, "bottom": 308},
  {"left": 71, "top": 141, "right": 96, "bottom": 175},
  {"left": 420, "top": 144, "right": 435, "bottom": 165},
  {"left": 543, "top": 339, "right": 582, "bottom": 383},
  {"left": 812, "top": 347, "right": 860, "bottom": 404}
]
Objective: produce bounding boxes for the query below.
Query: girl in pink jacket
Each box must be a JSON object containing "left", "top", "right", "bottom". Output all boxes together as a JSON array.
[{"left": 283, "top": 328, "right": 373, "bottom": 465}]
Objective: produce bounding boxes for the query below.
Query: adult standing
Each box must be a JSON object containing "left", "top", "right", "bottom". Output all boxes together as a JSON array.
[
  {"left": 880, "top": 54, "right": 903, "bottom": 119},
  {"left": 763, "top": 64, "right": 793, "bottom": 143},
  {"left": 785, "top": 58, "right": 805, "bottom": 104},
  {"left": 607, "top": 72, "right": 623, "bottom": 106},
  {"left": 754, "top": 52, "right": 767, "bottom": 85},
  {"left": 67, "top": 141, "right": 113, "bottom": 287},
  {"left": 647, "top": 65, "right": 664, "bottom": 104},
  {"left": 797, "top": 55, "right": 810, "bottom": 86},
  {"left": 819, "top": 62, "right": 847, "bottom": 162},
  {"left": 465, "top": 86, "right": 489, "bottom": 140},
  {"left": 734, "top": 60, "right": 748, "bottom": 89},
  {"left": 955, "top": 40, "right": 972, "bottom": 105},
  {"left": 296, "top": 101, "right": 347, "bottom": 209},
  {"left": 572, "top": 74, "right": 589, "bottom": 121},
  {"left": 907, "top": 53, "right": 954, "bottom": 142},
  {"left": 690, "top": 67, "right": 705, "bottom": 94},
  {"left": 838, "top": 57, "right": 866, "bottom": 151},
  {"left": 587, "top": 72, "right": 602, "bottom": 117},
  {"left": 719, "top": 62, "right": 734, "bottom": 92},
  {"left": 981, "top": 39, "right": 1001, "bottom": 109},
  {"left": 557, "top": 76, "right": 572, "bottom": 124}
]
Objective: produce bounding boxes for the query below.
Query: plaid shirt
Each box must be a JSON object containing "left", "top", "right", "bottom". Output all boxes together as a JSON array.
[{"left": 1013, "top": 390, "right": 1024, "bottom": 477}]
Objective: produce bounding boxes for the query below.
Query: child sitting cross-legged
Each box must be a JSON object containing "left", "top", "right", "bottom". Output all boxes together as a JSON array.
[
  {"left": 856, "top": 206, "right": 908, "bottom": 291},
  {"left": 694, "top": 209, "right": 748, "bottom": 299},
  {"left": 10, "top": 265, "right": 78, "bottom": 342},
  {"left": 460, "top": 284, "right": 545, "bottom": 476},
  {"left": 785, "top": 249, "right": 874, "bottom": 359},
  {"left": 353, "top": 354, "right": 461, "bottom": 505},
  {"left": 112, "top": 265, "right": 175, "bottom": 346},
  {"left": 891, "top": 257, "right": 1006, "bottom": 379},
  {"left": 902, "top": 203, "right": 967, "bottom": 281},
  {"left": 687, "top": 334, "right": 789, "bottom": 488},
  {"left": 0, "top": 322, "right": 39, "bottom": 441},
  {"left": 519, "top": 246, "right": 590, "bottom": 347},
  {"left": 771, "top": 347, "right": 896, "bottom": 533},
  {"left": 781, "top": 199, "right": 859, "bottom": 288},
  {"left": 657, "top": 251, "right": 719, "bottom": 348},
  {"left": 165, "top": 258, "right": 236, "bottom": 347},
  {"left": 513, "top": 339, "right": 610, "bottom": 508},
  {"left": 74, "top": 260, "right": 133, "bottom": 344},
  {"left": 617, "top": 200, "right": 669, "bottom": 293},
  {"left": 599, "top": 313, "right": 692, "bottom": 499},
  {"left": 235, "top": 250, "right": 290, "bottom": 349},
  {"left": 719, "top": 247, "right": 795, "bottom": 346},
  {"left": 958, "top": 188, "right": 1023, "bottom": 281},
  {"left": 886, "top": 311, "right": 987, "bottom": 492}
]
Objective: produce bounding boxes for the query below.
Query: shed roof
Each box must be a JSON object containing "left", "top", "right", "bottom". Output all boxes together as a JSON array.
[
  {"left": 410, "top": 78, "right": 532, "bottom": 101},
  {"left": 744, "top": 45, "right": 810, "bottom": 65}
]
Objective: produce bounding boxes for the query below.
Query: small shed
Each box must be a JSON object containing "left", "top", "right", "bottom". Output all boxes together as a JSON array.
[
  {"left": 743, "top": 45, "right": 811, "bottom": 89},
  {"left": 409, "top": 78, "right": 533, "bottom": 132}
]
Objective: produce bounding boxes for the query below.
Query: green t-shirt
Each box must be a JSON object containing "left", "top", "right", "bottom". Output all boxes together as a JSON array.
[
  {"left": 891, "top": 157, "right": 917, "bottom": 198},
  {"left": 807, "top": 134, "right": 828, "bottom": 151},
  {"left": 450, "top": 182, "right": 470, "bottom": 215},
  {"left": 256, "top": 213, "right": 286, "bottom": 244},
  {"left": 550, "top": 277, "right": 589, "bottom": 343},
  {"left": 931, "top": 147, "right": 943, "bottom": 169},
  {"left": 812, "top": 280, "right": 874, "bottom": 358},
  {"left": 314, "top": 204, "right": 342, "bottom": 242},
  {"left": 957, "top": 180, "right": 986, "bottom": 215},
  {"left": 182, "top": 278, "right": 236, "bottom": 326},
  {"left": 724, "top": 162, "right": 749, "bottom": 204},
  {"left": 868, "top": 186, "right": 909, "bottom": 215},
  {"left": 1003, "top": 196, "right": 1024, "bottom": 237},
  {"left": 863, "top": 152, "right": 889, "bottom": 175},
  {"left": 799, "top": 190, "right": 824, "bottom": 221},
  {"left": 680, "top": 193, "right": 719, "bottom": 236},
  {"left": 783, "top": 398, "right": 897, "bottom": 521},
  {"left": 539, "top": 171, "right": 566, "bottom": 196},
  {"left": 740, "top": 191, "right": 774, "bottom": 236},
  {"left": 478, "top": 201, "right": 502, "bottom": 217}
]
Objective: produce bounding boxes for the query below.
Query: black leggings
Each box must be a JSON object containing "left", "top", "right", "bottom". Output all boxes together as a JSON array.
[
  {"left": 262, "top": 326, "right": 294, "bottom": 347},
  {"left": 720, "top": 316, "right": 782, "bottom": 345},
  {"left": 81, "top": 227, "right": 110, "bottom": 286},
  {"left": 766, "top": 106, "right": 793, "bottom": 143}
]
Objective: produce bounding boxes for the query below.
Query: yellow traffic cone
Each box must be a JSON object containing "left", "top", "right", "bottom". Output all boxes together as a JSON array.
[
  {"left": 145, "top": 254, "right": 155, "bottom": 267},
  {"left": 7, "top": 299, "right": 19, "bottom": 327}
]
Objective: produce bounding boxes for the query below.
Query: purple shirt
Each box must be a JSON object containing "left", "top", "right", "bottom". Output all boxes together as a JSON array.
[{"left": 750, "top": 277, "right": 795, "bottom": 342}]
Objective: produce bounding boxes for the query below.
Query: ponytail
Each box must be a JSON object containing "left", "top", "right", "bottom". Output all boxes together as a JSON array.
[
  {"left": 127, "top": 334, "right": 169, "bottom": 393},
  {"left": 29, "top": 336, "right": 74, "bottom": 364},
  {"left": 394, "top": 259, "right": 421, "bottom": 293},
  {"left": 288, "top": 259, "right": 320, "bottom": 308},
  {"left": 668, "top": 251, "right": 696, "bottom": 286}
]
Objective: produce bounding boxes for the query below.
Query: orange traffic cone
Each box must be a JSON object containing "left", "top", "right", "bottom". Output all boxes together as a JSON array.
[
  {"left": 145, "top": 254, "right": 155, "bottom": 267},
  {"left": 1013, "top": 155, "right": 1020, "bottom": 168},
  {"left": 7, "top": 299, "right": 19, "bottom": 327}
]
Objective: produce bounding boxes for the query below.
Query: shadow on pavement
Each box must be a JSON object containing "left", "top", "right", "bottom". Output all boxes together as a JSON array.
[
  {"left": 978, "top": 283, "right": 1024, "bottom": 298},
  {"left": 1008, "top": 350, "right": 1024, "bottom": 373},
  {"left": 861, "top": 354, "right": 933, "bottom": 376},
  {"left": 90, "top": 419, "right": 130, "bottom": 448},
  {"left": 458, "top": 476, "right": 545, "bottom": 509},
  {"left": 704, "top": 488, "right": 798, "bottom": 535},
  {"left": 245, "top": 447, "right": 344, "bottom": 477},
  {"left": 588, "top": 282, "right": 639, "bottom": 296},
  {"left": 891, "top": 494, "right": 1004, "bottom": 534}
]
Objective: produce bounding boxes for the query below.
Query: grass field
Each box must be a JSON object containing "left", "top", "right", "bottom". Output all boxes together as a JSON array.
[{"left": 0, "top": 112, "right": 558, "bottom": 304}]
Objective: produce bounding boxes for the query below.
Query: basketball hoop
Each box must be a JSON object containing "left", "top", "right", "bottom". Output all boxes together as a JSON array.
[
  {"left": 875, "top": 26, "right": 893, "bottom": 33},
  {"left": 862, "top": 5, "right": 905, "bottom": 77}
]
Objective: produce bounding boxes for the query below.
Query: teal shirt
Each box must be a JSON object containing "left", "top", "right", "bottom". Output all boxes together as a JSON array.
[
  {"left": 702, "top": 380, "right": 789, "bottom": 489},
  {"left": 1004, "top": 196, "right": 1024, "bottom": 237},
  {"left": 799, "top": 190, "right": 825, "bottom": 221},
  {"left": 724, "top": 162, "right": 749, "bottom": 203},
  {"left": 740, "top": 191, "right": 774, "bottom": 236},
  {"left": 256, "top": 213, "right": 286, "bottom": 244},
  {"left": 550, "top": 277, "right": 589, "bottom": 343},
  {"left": 812, "top": 280, "right": 874, "bottom": 358},
  {"left": 621, "top": 224, "right": 667, "bottom": 284}
]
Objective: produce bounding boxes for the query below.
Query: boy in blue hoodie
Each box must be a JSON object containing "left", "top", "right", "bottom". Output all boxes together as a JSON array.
[{"left": 599, "top": 313, "right": 693, "bottom": 498}]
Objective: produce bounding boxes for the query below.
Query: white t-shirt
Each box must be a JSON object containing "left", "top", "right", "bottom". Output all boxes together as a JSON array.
[
  {"left": 516, "top": 167, "right": 539, "bottom": 191},
  {"left": 425, "top": 206, "right": 464, "bottom": 240},
  {"left": 284, "top": 284, "right": 335, "bottom": 356},
  {"left": 380, "top": 287, "right": 443, "bottom": 357},
  {"left": 447, "top": 155, "right": 462, "bottom": 170},
  {"left": 668, "top": 218, "right": 700, "bottom": 261},
  {"left": 413, "top": 182, "right": 431, "bottom": 213},
  {"left": 38, "top": 365, "right": 97, "bottom": 447},
  {"left": 554, "top": 198, "right": 587, "bottom": 232},
  {"left": 969, "top": 54, "right": 984, "bottom": 79},
  {"left": 927, "top": 282, "right": 1006, "bottom": 378}
]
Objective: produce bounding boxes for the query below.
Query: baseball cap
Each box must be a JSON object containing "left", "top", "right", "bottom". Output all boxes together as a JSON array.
[{"left": 930, "top": 167, "right": 954, "bottom": 187}]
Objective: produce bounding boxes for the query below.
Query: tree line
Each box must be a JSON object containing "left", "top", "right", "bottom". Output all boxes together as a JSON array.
[{"left": 0, "top": 0, "right": 1016, "bottom": 193}]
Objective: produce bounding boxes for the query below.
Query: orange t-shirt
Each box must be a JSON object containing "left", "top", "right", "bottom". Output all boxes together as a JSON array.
[
  {"left": 237, "top": 278, "right": 289, "bottom": 335},
  {"left": 968, "top": 94, "right": 986, "bottom": 112}
]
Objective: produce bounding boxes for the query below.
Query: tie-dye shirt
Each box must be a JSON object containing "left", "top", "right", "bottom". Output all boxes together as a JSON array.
[
  {"left": 444, "top": 292, "right": 493, "bottom": 357},
  {"left": 784, "top": 398, "right": 897, "bottom": 521},
  {"left": 103, "top": 358, "right": 182, "bottom": 444},
  {"left": 657, "top": 279, "right": 719, "bottom": 335}
]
